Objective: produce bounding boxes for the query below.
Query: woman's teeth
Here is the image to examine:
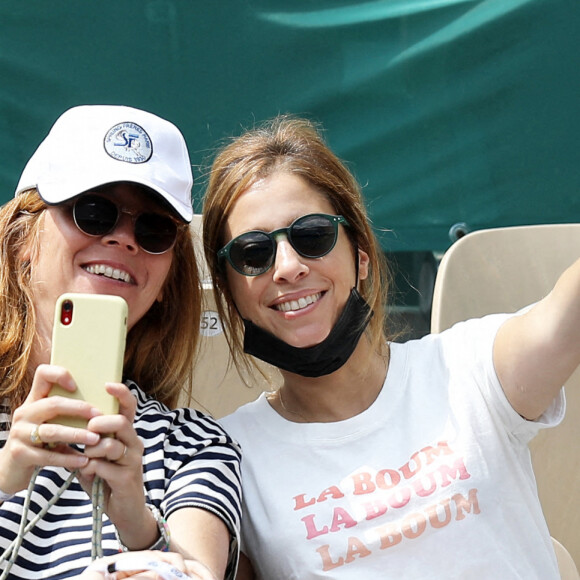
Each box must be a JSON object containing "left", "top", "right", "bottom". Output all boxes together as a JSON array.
[
  {"left": 276, "top": 292, "right": 322, "bottom": 313},
  {"left": 84, "top": 264, "right": 131, "bottom": 283}
]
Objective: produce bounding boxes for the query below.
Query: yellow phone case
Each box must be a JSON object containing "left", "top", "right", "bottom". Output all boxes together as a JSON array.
[{"left": 49, "top": 293, "right": 128, "bottom": 428}]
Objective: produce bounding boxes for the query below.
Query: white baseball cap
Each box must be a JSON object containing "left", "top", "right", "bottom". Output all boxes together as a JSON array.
[{"left": 15, "top": 104, "right": 194, "bottom": 222}]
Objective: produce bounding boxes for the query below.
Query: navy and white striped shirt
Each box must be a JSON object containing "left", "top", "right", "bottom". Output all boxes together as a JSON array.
[{"left": 0, "top": 382, "right": 242, "bottom": 579}]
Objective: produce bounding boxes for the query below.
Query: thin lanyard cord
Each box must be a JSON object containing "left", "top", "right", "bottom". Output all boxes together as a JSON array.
[
  {"left": 0, "top": 470, "right": 104, "bottom": 577},
  {"left": 91, "top": 476, "right": 104, "bottom": 560},
  {"left": 0, "top": 466, "right": 41, "bottom": 579}
]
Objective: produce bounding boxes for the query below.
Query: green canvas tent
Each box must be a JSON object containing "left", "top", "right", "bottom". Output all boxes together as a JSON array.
[{"left": 1, "top": 0, "right": 578, "bottom": 321}]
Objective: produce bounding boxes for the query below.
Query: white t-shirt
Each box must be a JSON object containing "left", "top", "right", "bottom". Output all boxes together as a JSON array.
[{"left": 220, "top": 313, "right": 565, "bottom": 579}]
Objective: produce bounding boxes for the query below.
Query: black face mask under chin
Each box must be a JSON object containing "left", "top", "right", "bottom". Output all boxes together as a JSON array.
[{"left": 242, "top": 288, "right": 373, "bottom": 378}]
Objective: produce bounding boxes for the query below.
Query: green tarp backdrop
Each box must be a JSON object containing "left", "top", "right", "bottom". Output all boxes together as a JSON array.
[{"left": 1, "top": 0, "right": 578, "bottom": 253}]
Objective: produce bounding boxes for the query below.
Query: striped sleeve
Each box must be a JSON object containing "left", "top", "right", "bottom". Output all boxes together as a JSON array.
[{"left": 130, "top": 383, "right": 242, "bottom": 579}]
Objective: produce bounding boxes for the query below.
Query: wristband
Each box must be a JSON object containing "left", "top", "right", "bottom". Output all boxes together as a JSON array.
[{"left": 115, "top": 504, "right": 170, "bottom": 552}]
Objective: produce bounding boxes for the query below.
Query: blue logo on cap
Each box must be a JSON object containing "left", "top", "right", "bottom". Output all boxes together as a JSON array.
[{"left": 104, "top": 122, "right": 153, "bottom": 164}]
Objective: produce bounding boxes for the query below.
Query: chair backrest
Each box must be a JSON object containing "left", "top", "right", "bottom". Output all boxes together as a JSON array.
[
  {"left": 553, "top": 538, "right": 580, "bottom": 580},
  {"left": 430, "top": 224, "right": 580, "bottom": 568},
  {"left": 179, "top": 215, "right": 278, "bottom": 418}
]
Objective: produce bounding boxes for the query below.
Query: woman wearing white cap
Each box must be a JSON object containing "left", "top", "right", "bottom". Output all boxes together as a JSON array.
[{"left": 0, "top": 105, "right": 241, "bottom": 579}]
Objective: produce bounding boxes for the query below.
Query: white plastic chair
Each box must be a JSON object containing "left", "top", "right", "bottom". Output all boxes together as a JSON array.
[
  {"left": 553, "top": 538, "right": 580, "bottom": 580},
  {"left": 430, "top": 224, "right": 580, "bottom": 573}
]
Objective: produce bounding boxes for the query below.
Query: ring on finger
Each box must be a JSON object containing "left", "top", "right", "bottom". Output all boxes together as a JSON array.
[
  {"left": 113, "top": 444, "right": 128, "bottom": 463},
  {"left": 30, "top": 424, "right": 43, "bottom": 447}
]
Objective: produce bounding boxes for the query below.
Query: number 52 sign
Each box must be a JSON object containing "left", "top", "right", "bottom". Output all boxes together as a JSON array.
[{"left": 200, "top": 310, "right": 223, "bottom": 337}]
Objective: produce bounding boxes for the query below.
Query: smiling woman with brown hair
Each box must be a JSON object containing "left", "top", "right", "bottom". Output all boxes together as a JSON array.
[{"left": 202, "top": 115, "right": 579, "bottom": 579}]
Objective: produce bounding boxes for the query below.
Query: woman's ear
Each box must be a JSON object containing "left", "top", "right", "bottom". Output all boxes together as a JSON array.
[
  {"left": 19, "top": 236, "right": 35, "bottom": 265},
  {"left": 20, "top": 246, "right": 31, "bottom": 263},
  {"left": 18, "top": 207, "right": 45, "bottom": 266},
  {"left": 358, "top": 248, "right": 370, "bottom": 282}
]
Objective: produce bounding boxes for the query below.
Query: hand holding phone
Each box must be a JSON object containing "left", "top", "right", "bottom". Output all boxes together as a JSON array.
[{"left": 49, "top": 293, "right": 128, "bottom": 428}]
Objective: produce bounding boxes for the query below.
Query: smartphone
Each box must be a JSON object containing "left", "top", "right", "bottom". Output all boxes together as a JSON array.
[{"left": 49, "top": 293, "right": 128, "bottom": 428}]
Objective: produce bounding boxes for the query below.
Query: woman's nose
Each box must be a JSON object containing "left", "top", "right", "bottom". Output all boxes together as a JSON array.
[
  {"left": 272, "top": 238, "right": 309, "bottom": 282},
  {"left": 102, "top": 212, "right": 138, "bottom": 253}
]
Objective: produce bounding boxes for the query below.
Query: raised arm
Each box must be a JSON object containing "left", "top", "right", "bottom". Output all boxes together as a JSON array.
[{"left": 494, "top": 257, "right": 580, "bottom": 420}]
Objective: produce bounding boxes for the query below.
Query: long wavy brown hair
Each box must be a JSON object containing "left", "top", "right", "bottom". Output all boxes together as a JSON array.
[
  {"left": 0, "top": 189, "right": 202, "bottom": 410},
  {"left": 202, "top": 115, "right": 391, "bottom": 380}
]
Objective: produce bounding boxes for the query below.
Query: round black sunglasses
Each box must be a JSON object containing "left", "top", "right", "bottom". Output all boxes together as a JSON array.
[
  {"left": 71, "top": 194, "right": 180, "bottom": 254},
  {"left": 217, "top": 213, "right": 349, "bottom": 276}
]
